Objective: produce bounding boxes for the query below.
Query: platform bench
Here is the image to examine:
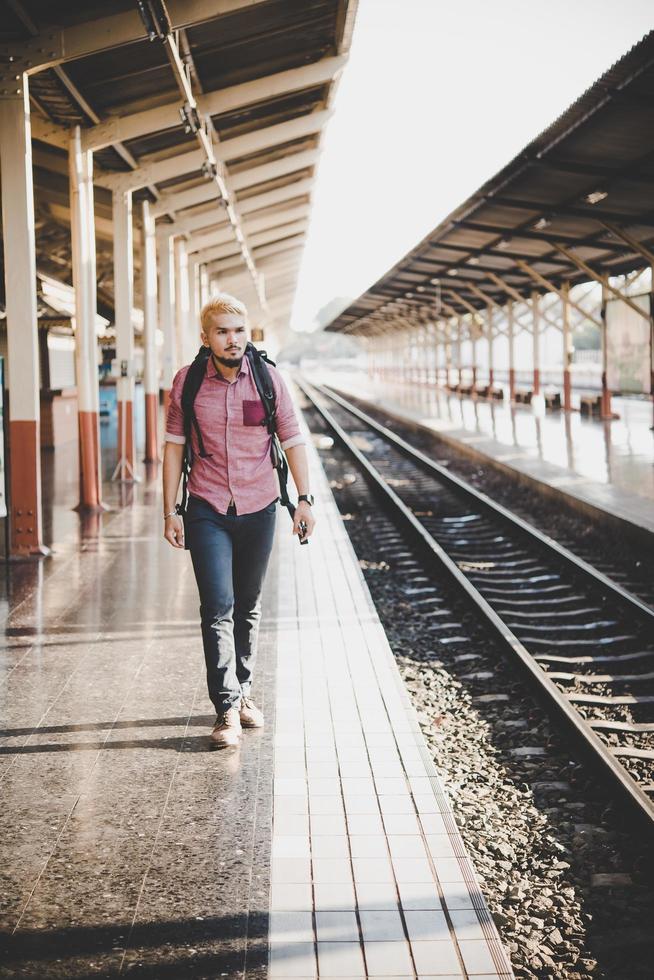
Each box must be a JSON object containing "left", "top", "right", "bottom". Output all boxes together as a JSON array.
[
  {"left": 580, "top": 394, "right": 602, "bottom": 417},
  {"left": 544, "top": 392, "right": 561, "bottom": 410},
  {"left": 514, "top": 389, "right": 533, "bottom": 404}
]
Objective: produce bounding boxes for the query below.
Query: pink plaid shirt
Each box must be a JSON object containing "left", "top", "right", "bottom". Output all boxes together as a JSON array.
[{"left": 165, "top": 355, "right": 305, "bottom": 515}]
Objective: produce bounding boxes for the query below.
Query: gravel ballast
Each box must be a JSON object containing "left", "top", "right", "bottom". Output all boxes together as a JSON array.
[{"left": 300, "top": 393, "right": 654, "bottom": 980}]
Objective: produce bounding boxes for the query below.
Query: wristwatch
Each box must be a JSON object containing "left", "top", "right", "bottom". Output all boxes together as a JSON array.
[{"left": 298, "top": 494, "right": 314, "bottom": 506}]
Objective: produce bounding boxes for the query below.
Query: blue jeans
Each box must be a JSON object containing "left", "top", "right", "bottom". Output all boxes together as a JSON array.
[{"left": 186, "top": 494, "right": 277, "bottom": 714}]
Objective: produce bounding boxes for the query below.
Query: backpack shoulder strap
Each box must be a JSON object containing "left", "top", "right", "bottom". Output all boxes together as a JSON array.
[
  {"left": 245, "top": 342, "right": 296, "bottom": 519},
  {"left": 246, "top": 341, "right": 277, "bottom": 435},
  {"left": 181, "top": 346, "right": 212, "bottom": 459}
]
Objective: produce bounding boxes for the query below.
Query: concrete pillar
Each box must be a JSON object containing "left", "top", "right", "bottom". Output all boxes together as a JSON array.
[
  {"left": 456, "top": 317, "right": 463, "bottom": 388},
  {"left": 487, "top": 304, "right": 494, "bottom": 389},
  {"left": 141, "top": 201, "right": 158, "bottom": 462},
  {"left": 650, "top": 265, "right": 654, "bottom": 430},
  {"left": 599, "top": 282, "right": 613, "bottom": 419},
  {"left": 471, "top": 322, "right": 478, "bottom": 390},
  {"left": 200, "top": 264, "right": 210, "bottom": 309},
  {"left": 562, "top": 282, "right": 572, "bottom": 412},
  {"left": 112, "top": 188, "right": 136, "bottom": 480},
  {"left": 158, "top": 233, "right": 176, "bottom": 415},
  {"left": 69, "top": 126, "right": 102, "bottom": 510},
  {"left": 445, "top": 321, "right": 453, "bottom": 387},
  {"left": 188, "top": 258, "right": 200, "bottom": 357},
  {"left": 507, "top": 301, "right": 515, "bottom": 401},
  {"left": 0, "top": 83, "right": 48, "bottom": 556},
  {"left": 174, "top": 238, "right": 190, "bottom": 366},
  {"left": 531, "top": 290, "right": 540, "bottom": 395}
]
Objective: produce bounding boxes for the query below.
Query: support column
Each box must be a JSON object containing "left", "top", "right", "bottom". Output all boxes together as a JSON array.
[
  {"left": 487, "top": 304, "right": 494, "bottom": 390},
  {"left": 158, "top": 233, "right": 176, "bottom": 415},
  {"left": 456, "top": 317, "right": 463, "bottom": 388},
  {"left": 507, "top": 301, "right": 516, "bottom": 401},
  {"left": 651, "top": 264, "right": 654, "bottom": 430},
  {"left": 188, "top": 258, "right": 200, "bottom": 356},
  {"left": 112, "top": 189, "right": 136, "bottom": 480},
  {"left": 471, "top": 322, "right": 478, "bottom": 390},
  {"left": 0, "top": 83, "right": 48, "bottom": 556},
  {"left": 562, "top": 282, "right": 572, "bottom": 412},
  {"left": 141, "top": 200, "right": 159, "bottom": 462},
  {"left": 174, "top": 238, "right": 191, "bottom": 366},
  {"left": 445, "top": 321, "right": 453, "bottom": 387},
  {"left": 200, "top": 264, "right": 210, "bottom": 308},
  {"left": 69, "top": 126, "right": 102, "bottom": 510},
  {"left": 599, "top": 283, "right": 613, "bottom": 419},
  {"left": 531, "top": 290, "right": 541, "bottom": 395}
]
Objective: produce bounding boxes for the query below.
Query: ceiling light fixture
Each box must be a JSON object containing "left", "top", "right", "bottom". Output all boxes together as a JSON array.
[
  {"left": 467, "top": 256, "right": 479, "bottom": 265},
  {"left": 447, "top": 268, "right": 458, "bottom": 276},
  {"left": 534, "top": 217, "right": 551, "bottom": 230},
  {"left": 430, "top": 277, "right": 440, "bottom": 285},
  {"left": 497, "top": 239, "right": 510, "bottom": 250},
  {"left": 585, "top": 189, "right": 608, "bottom": 205}
]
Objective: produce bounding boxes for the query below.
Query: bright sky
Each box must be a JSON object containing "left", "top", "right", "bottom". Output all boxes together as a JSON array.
[{"left": 289, "top": 0, "right": 653, "bottom": 332}]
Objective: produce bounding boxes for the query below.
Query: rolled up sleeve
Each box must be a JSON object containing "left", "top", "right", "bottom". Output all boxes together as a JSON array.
[
  {"left": 271, "top": 369, "right": 305, "bottom": 450},
  {"left": 165, "top": 367, "right": 188, "bottom": 445}
]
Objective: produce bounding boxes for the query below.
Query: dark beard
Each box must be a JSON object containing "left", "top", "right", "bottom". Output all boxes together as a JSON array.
[{"left": 213, "top": 353, "right": 243, "bottom": 369}]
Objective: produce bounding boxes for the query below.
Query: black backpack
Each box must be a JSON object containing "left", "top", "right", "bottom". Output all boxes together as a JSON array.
[{"left": 176, "top": 342, "right": 296, "bottom": 533}]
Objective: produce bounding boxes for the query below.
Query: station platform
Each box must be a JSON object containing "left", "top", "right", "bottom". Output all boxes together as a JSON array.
[
  {"left": 0, "top": 414, "right": 513, "bottom": 979},
  {"left": 310, "top": 370, "right": 654, "bottom": 541}
]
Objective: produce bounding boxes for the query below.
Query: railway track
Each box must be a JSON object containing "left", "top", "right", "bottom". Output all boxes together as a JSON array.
[{"left": 299, "top": 378, "right": 654, "bottom": 827}]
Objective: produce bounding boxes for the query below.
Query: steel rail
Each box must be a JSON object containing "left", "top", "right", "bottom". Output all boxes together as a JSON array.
[
  {"left": 298, "top": 376, "right": 654, "bottom": 827},
  {"left": 320, "top": 383, "right": 654, "bottom": 622}
]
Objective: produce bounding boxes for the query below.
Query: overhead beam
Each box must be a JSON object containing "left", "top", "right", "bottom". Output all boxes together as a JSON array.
[
  {"left": 207, "top": 235, "right": 305, "bottom": 272},
  {"left": 208, "top": 243, "right": 304, "bottom": 276},
  {"left": 3, "top": 1, "right": 270, "bottom": 75},
  {"left": 196, "top": 204, "right": 309, "bottom": 245},
  {"left": 95, "top": 148, "right": 204, "bottom": 193},
  {"left": 552, "top": 241, "right": 651, "bottom": 321},
  {"left": 515, "top": 260, "right": 603, "bottom": 328},
  {"left": 444, "top": 289, "right": 483, "bottom": 324},
  {"left": 150, "top": 154, "right": 317, "bottom": 218},
  {"left": 601, "top": 222, "right": 654, "bottom": 266},
  {"left": 105, "top": 146, "right": 319, "bottom": 198},
  {"left": 151, "top": 181, "right": 220, "bottom": 219},
  {"left": 238, "top": 178, "right": 314, "bottom": 216},
  {"left": 166, "top": 200, "right": 308, "bottom": 239},
  {"left": 230, "top": 149, "right": 319, "bottom": 192},
  {"left": 218, "top": 109, "right": 330, "bottom": 163},
  {"left": 82, "top": 55, "right": 345, "bottom": 151}
]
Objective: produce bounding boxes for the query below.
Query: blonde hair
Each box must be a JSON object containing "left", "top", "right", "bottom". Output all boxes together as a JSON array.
[{"left": 200, "top": 292, "right": 247, "bottom": 330}]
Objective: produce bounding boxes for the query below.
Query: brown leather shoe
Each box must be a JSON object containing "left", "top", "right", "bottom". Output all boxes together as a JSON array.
[
  {"left": 209, "top": 707, "right": 242, "bottom": 748},
  {"left": 239, "top": 696, "right": 264, "bottom": 728}
]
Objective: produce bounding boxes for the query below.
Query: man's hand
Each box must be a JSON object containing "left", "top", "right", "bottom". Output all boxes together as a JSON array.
[
  {"left": 164, "top": 514, "right": 185, "bottom": 549},
  {"left": 293, "top": 500, "right": 316, "bottom": 541}
]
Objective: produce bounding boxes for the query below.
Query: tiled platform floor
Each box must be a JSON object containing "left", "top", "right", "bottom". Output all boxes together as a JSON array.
[
  {"left": 267, "top": 423, "right": 513, "bottom": 978},
  {"left": 0, "top": 399, "right": 514, "bottom": 979},
  {"left": 0, "top": 464, "right": 276, "bottom": 976},
  {"left": 311, "top": 369, "right": 654, "bottom": 538}
]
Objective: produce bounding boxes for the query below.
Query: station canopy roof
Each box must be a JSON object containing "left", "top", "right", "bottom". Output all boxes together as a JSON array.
[
  {"left": 0, "top": 0, "right": 357, "bottom": 331},
  {"left": 327, "top": 30, "right": 654, "bottom": 334}
]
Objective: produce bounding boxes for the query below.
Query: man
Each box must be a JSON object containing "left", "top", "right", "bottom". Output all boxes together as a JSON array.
[{"left": 162, "top": 293, "right": 316, "bottom": 748}]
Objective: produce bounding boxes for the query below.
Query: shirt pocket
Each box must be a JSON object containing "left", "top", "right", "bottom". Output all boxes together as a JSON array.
[{"left": 242, "top": 399, "right": 267, "bottom": 427}]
